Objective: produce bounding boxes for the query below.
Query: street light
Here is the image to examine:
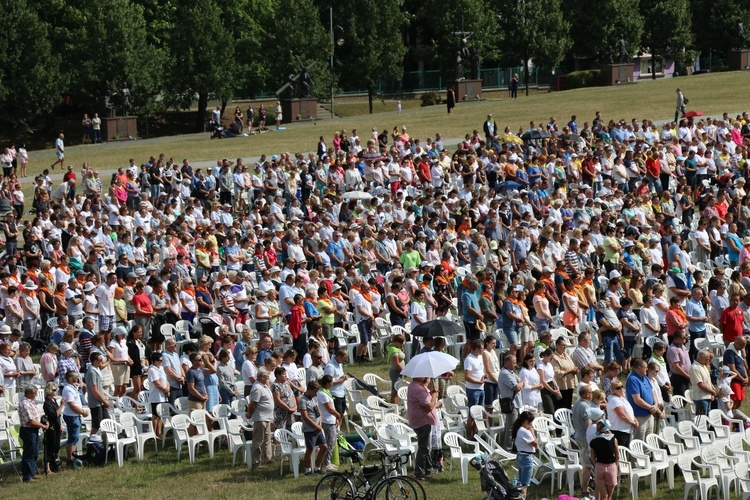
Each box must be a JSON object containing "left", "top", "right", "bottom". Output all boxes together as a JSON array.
[{"left": 330, "top": 7, "right": 344, "bottom": 119}]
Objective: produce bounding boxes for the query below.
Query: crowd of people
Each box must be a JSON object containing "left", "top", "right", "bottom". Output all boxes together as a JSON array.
[{"left": 0, "top": 97, "right": 749, "bottom": 494}]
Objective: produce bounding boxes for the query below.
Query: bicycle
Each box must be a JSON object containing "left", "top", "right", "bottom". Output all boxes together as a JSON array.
[{"left": 314, "top": 447, "right": 427, "bottom": 500}]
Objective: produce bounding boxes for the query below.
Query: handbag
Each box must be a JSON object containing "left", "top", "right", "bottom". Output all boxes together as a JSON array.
[{"left": 499, "top": 397, "right": 513, "bottom": 414}]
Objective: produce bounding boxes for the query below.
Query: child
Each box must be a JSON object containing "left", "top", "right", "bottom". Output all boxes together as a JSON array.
[
  {"left": 299, "top": 380, "right": 328, "bottom": 475},
  {"left": 718, "top": 366, "right": 750, "bottom": 429},
  {"left": 216, "top": 349, "right": 236, "bottom": 405},
  {"left": 601, "top": 362, "right": 620, "bottom": 398}
]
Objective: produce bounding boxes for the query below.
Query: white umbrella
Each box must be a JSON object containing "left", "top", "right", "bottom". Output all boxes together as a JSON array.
[
  {"left": 341, "top": 191, "right": 373, "bottom": 200},
  {"left": 400, "top": 351, "right": 459, "bottom": 379}
]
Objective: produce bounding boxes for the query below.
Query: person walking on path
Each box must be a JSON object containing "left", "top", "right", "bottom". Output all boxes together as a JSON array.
[{"left": 51, "top": 133, "right": 65, "bottom": 170}]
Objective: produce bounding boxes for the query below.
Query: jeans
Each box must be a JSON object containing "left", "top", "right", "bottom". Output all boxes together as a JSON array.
[
  {"left": 694, "top": 399, "right": 711, "bottom": 416},
  {"left": 20, "top": 427, "right": 39, "bottom": 481},
  {"left": 503, "top": 408, "right": 519, "bottom": 450},
  {"left": 602, "top": 334, "right": 624, "bottom": 363},
  {"left": 414, "top": 425, "right": 433, "bottom": 477},
  {"left": 168, "top": 386, "right": 182, "bottom": 406},
  {"left": 516, "top": 452, "right": 534, "bottom": 487}
]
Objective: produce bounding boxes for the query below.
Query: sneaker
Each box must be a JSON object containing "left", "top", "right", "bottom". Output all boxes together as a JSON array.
[
  {"left": 326, "top": 464, "right": 339, "bottom": 472},
  {"left": 305, "top": 470, "right": 315, "bottom": 476},
  {"left": 315, "top": 469, "right": 325, "bottom": 475}
]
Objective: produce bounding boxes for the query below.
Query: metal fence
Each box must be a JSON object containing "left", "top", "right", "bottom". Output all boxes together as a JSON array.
[{"left": 237, "top": 66, "right": 553, "bottom": 99}]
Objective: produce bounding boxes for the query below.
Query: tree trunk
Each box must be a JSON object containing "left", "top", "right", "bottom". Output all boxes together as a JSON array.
[
  {"left": 524, "top": 59, "right": 530, "bottom": 97},
  {"left": 196, "top": 91, "right": 208, "bottom": 133},
  {"left": 368, "top": 88, "right": 374, "bottom": 114},
  {"left": 652, "top": 51, "right": 657, "bottom": 80},
  {"left": 220, "top": 98, "right": 228, "bottom": 119}
]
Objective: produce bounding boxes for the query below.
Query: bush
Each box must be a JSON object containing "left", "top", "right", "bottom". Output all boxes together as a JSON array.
[
  {"left": 565, "top": 70, "right": 602, "bottom": 90},
  {"left": 420, "top": 91, "right": 441, "bottom": 107}
]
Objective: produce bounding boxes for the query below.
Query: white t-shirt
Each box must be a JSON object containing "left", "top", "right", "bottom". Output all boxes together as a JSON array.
[
  {"left": 515, "top": 426, "right": 536, "bottom": 453},
  {"left": 464, "top": 353, "right": 485, "bottom": 390},
  {"left": 537, "top": 361, "right": 555, "bottom": 383},
  {"left": 62, "top": 384, "right": 82, "bottom": 417},
  {"left": 354, "top": 294, "right": 373, "bottom": 323},
  {"left": 241, "top": 359, "right": 258, "bottom": 385},
  {"left": 607, "top": 395, "right": 633, "bottom": 433},
  {"left": 317, "top": 390, "right": 337, "bottom": 425},
  {"left": 148, "top": 365, "right": 167, "bottom": 403}
]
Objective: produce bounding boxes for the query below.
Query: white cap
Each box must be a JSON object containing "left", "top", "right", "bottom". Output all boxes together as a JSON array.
[{"left": 609, "top": 270, "right": 621, "bottom": 279}]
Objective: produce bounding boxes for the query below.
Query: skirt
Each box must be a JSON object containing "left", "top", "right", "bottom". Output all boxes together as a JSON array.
[{"left": 111, "top": 363, "right": 130, "bottom": 386}]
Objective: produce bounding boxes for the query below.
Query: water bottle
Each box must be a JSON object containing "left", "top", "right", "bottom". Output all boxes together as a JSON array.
[{"left": 512, "top": 473, "right": 518, "bottom": 487}]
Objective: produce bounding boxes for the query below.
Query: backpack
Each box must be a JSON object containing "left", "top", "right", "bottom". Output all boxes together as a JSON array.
[{"left": 82, "top": 439, "right": 107, "bottom": 466}]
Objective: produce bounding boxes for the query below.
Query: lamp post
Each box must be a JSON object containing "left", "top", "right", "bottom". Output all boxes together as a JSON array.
[{"left": 329, "top": 8, "right": 343, "bottom": 119}]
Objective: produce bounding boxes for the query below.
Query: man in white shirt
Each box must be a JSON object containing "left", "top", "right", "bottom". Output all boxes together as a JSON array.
[
  {"left": 95, "top": 273, "right": 117, "bottom": 342},
  {"left": 464, "top": 340, "right": 486, "bottom": 440},
  {"left": 354, "top": 282, "right": 375, "bottom": 363},
  {"left": 62, "top": 369, "right": 89, "bottom": 463},
  {"left": 51, "top": 133, "right": 65, "bottom": 170}
]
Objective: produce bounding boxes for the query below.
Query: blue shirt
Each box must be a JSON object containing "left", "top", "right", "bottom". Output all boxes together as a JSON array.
[
  {"left": 324, "top": 358, "right": 346, "bottom": 397},
  {"left": 256, "top": 348, "right": 273, "bottom": 367},
  {"left": 727, "top": 233, "right": 742, "bottom": 262},
  {"left": 685, "top": 298, "right": 706, "bottom": 333},
  {"left": 327, "top": 240, "right": 344, "bottom": 262},
  {"left": 724, "top": 345, "right": 747, "bottom": 378},
  {"left": 461, "top": 291, "right": 479, "bottom": 324},
  {"left": 502, "top": 299, "right": 521, "bottom": 330},
  {"left": 626, "top": 372, "right": 654, "bottom": 417},
  {"left": 303, "top": 300, "right": 319, "bottom": 318}
]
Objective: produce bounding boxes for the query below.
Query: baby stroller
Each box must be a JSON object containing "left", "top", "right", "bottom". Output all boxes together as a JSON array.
[
  {"left": 199, "top": 314, "right": 223, "bottom": 341},
  {"left": 470, "top": 456, "right": 525, "bottom": 500}
]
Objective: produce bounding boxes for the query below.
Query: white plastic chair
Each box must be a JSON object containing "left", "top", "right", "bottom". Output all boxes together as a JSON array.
[
  {"left": 274, "top": 428, "right": 305, "bottom": 478},
  {"left": 539, "top": 441, "right": 582, "bottom": 497},
  {"left": 469, "top": 405, "right": 503, "bottom": 442},
  {"left": 363, "top": 373, "right": 391, "bottom": 399},
  {"left": 618, "top": 446, "right": 653, "bottom": 500},
  {"left": 553, "top": 408, "right": 574, "bottom": 438},
  {"left": 735, "top": 463, "right": 750, "bottom": 500},
  {"left": 100, "top": 418, "right": 137, "bottom": 467},
  {"left": 191, "top": 409, "right": 228, "bottom": 457},
  {"left": 227, "top": 418, "right": 253, "bottom": 468},
  {"left": 171, "top": 414, "right": 209, "bottom": 463},
  {"left": 679, "top": 453, "right": 721, "bottom": 500},
  {"left": 630, "top": 439, "right": 673, "bottom": 492},
  {"left": 444, "top": 431, "right": 482, "bottom": 484},
  {"left": 699, "top": 445, "right": 741, "bottom": 500},
  {"left": 120, "top": 411, "right": 158, "bottom": 459},
  {"left": 366, "top": 395, "right": 399, "bottom": 416}
]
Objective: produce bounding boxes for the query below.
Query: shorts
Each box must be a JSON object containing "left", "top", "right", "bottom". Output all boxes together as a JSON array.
[
  {"left": 111, "top": 363, "right": 130, "bottom": 386},
  {"left": 151, "top": 402, "right": 163, "bottom": 416},
  {"left": 520, "top": 325, "right": 536, "bottom": 343},
  {"left": 623, "top": 338, "right": 637, "bottom": 358},
  {"left": 484, "top": 382, "right": 499, "bottom": 405},
  {"left": 56, "top": 151, "right": 64, "bottom": 160},
  {"left": 304, "top": 430, "right": 327, "bottom": 449},
  {"left": 99, "top": 314, "right": 114, "bottom": 332},
  {"left": 731, "top": 381, "right": 746, "bottom": 402},
  {"left": 466, "top": 388, "right": 485, "bottom": 407},
  {"left": 595, "top": 462, "right": 619, "bottom": 487},
  {"left": 504, "top": 326, "right": 519, "bottom": 346},
  {"left": 322, "top": 324, "right": 333, "bottom": 340},
  {"left": 90, "top": 406, "right": 110, "bottom": 430},
  {"left": 576, "top": 439, "right": 593, "bottom": 468},
  {"left": 188, "top": 400, "right": 206, "bottom": 412},
  {"left": 358, "top": 320, "right": 372, "bottom": 344},
  {"left": 63, "top": 415, "right": 81, "bottom": 446},
  {"left": 464, "top": 321, "right": 479, "bottom": 341}
]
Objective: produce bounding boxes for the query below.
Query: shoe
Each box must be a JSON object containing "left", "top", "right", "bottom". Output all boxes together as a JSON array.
[
  {"left": 24, "top": 478, "right": 38, "bottom": 483},
  {"left": 326, "top": 464, "right": 339, "bottom": 472},
  {"left": 315, "top": 469, "right": 325, "bottom": 475},
  {"left": 305, "top": 470, "right": 315, "bottom": 476}
]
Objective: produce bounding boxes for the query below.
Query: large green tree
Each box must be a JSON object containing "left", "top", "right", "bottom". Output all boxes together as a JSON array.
[
  {"left": 0, "top": 0, "right": 62, "bottom": 136},
  {"left": 691, "top": 0, "right": 750, "bottom": 66},
  {"left": 640, "top": 0, "right": 693, "bottom": 77},
  {"left": 325, "top": 0, "right": 408, "bottom": 113},
  {"left": 496, "top": 0, "right": 571, "bottom": 95}
]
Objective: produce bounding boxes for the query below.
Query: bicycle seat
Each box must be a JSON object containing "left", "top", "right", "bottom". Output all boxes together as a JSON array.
[{"left": 340, "top": 447, "right": 361, "bottom": 462}]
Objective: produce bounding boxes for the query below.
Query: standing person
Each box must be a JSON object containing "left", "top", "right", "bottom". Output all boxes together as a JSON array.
[
  {"left": 247, "top": 368, "right": 274, "bottom": 467},
  {"left": 590, "top": 420, "right": 619, "bottom": 500},
  {"left": 185, "top": 352, "right": 209, "bottom": 413},
  {"left": 462, "top": 278, "right": 482, "bottom": 358},
  {"left": 720, "top": 293, "right": 744, "bottom": 346},
  {"left": 148, "top": 352, "right": 169, "bottom": 439},
  {"left": 498, "top": 354, "right": 524, "bottom": 450},
  {"left": 482, "top": 336, "right": 501, "bottom": 410},
  {"left": 674, "top": 88, "right": 685, "bottom": 122},
  {"left": 354, "top": 282, "right": 376, "bottom": 362},
  {"left": 502, "top": 285, "right": 525, "bottom": 359},
  {"left": 607, "top": 381, "right": 637, "bottom": 448},
  {"left": 18, "top": 386, "right": 48, "bottom": 483},
  {"left": 685, "top": 287, "right": 708, "bottom": 361},
  {"left": 446, "top": 86, "right": 456, "bottom": 115},
  {"left": 84, "top": 352, "right": 111, "bottom": 436},
  {"left": 61, "top": 370, "right": 89, "bottom": 465},
  {"left": 690, "top": 349, "right": 717, "bottom": 416},
  {"left": 91, "top": 113, "right": 102, "bottom": 143},
  {"left": 571, "top": 384, "right": 596, "bottom": 498},
  {"left": 625, "top": 359, "right": 657, "bottom": 441},
  {"left": 464, "top": 339, "right": 486, "bottom": 440},
  {"left": 95, "top": 273, "right": 117, "bottom": 345},
  {"left": 512, "top": 411, "right": 537, "bottom": 497},
  {"left": 551, "top": 337, "right": 578, "bottom": 410},
  {"left": 317, "top": 375, "right": 341, "bottom": 471},
  {"left": 162, "top": 338, "right": 184, "bottom": 405},
  {"left": 299, "top": 380, "right": 328, "bottom": 476},
  {"left": 387, "top": 335, "right": 406, "bottom": 405},
  {"left": 666, "top": 330, "right": 691, "bottom": 397},
  {"left": 50, "top": 133, "right": 65, "bottom": 170},
  {"left": 407, "top": 376, "right": 442, "bottom": 481},
  {"left": 510, "top": 74, "right": 519, "bottom": 99},
  {"left": 274, "top": 101, "right": 283, "bottom": 130},
  {"left": 42, "top": 382, "right": 63, "bottom": 474},
  {"left": 323, "top": 349, "right": 349, "bottom": 418},
  {"left": 724, "top": 336, "right": 749, "bottom": 414}
]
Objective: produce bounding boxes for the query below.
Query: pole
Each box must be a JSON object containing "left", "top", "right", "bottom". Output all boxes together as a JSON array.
[{"left": 330, "top": 7, "right": 334, "bottom": 120}]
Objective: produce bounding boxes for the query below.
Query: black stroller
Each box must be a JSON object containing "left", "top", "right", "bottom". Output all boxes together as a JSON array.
[{"left": 470, "top": 456, "right": 525, "bottom": 500}]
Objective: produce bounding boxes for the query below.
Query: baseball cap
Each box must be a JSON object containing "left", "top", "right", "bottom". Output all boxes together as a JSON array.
[
  {"left": 609, "top": 270, "right": 621, "bottom": 279},
  {"left": 60, "top": 342, "right": 73, "bottom": 353}
]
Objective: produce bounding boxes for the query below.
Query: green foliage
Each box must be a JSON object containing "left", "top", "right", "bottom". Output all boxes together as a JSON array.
[
  {"left": 640, "top": 0, "right": 693, "bottom": 69},
  {"left": 420, "top": 91, "right": 442, "bottom": 107},
  {"left": 691, "top": 0, "right": 750, "bottom": 57},
  {"left": 563, "top": 70, "right": 602, "bottom": 90},
  {"left": 0, "top": 0, "right": 62, "bottom": 135},
  {"left": 564, "top": 0, "right": 642, "bottom": 64}
]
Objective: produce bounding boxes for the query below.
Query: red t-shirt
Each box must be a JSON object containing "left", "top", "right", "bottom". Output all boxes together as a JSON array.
[
  {"left": 720, "top": 306, "right": 744, "bottom": 343},
  {"left": 646, "top": 158, "right": 659, "bottom": 178},
  {"left": 132, "top": 292, "right": 153, "bottom": 317},
  {"left": 288, "top": 305, "right": 303, "bottom": 338}
]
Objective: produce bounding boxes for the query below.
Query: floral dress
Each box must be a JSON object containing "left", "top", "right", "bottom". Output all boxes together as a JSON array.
[{"left": 271, "top": 380, "right": 295, "bottom": 430}]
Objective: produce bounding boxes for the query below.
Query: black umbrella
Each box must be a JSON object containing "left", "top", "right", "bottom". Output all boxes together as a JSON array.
[
  {"left": 410, "top": 319, "right": 463, "bottom": 339},
  {"left": 520, "top": 129, "right": 551, "bottom": 141},
  {"left": 560, "top": 133, "right": 581, "bottom": 142}
]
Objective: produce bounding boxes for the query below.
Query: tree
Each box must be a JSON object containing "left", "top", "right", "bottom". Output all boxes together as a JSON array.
[
  {"left": 326, "top": 0, "right": 408, "bottom": 113},
  {"left": 267, "top": 0, "right": 332, "bottom": 99},
  {"left": 496, "top": 0, "right": 571, "bottom": 96},
  {"left": 563, "top": 0, "right": 642, "bottom": 67},
  {"left": 412, "top": 0, "right": 499, "bottom": 78},
  {"left": 0, "top": 0, "right": 63, "bottom": 136},
  {"left": 166, "top": 0, "right": 237, "bottom": 131},
  {"left": 640, "top": 0, "right": 693, "bottom": 78},
  {"left": 691, "top": 0, "right": 750, "bottom": 67}
]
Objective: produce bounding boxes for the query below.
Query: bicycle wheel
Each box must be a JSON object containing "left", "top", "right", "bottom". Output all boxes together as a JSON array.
[
  {"left": 371, "top": 475, "right": 422, "bottom": 500},
  {"left": 315, "top": 472, "right": 357, "bottom": 500}
]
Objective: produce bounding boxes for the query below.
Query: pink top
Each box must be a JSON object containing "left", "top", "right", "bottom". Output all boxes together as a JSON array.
[
  {"left": 732, "top": 127, "right": 743, "bottom": 146},
  {"left": 407, "top": 381, "right": 438, "bottom": 428}
]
